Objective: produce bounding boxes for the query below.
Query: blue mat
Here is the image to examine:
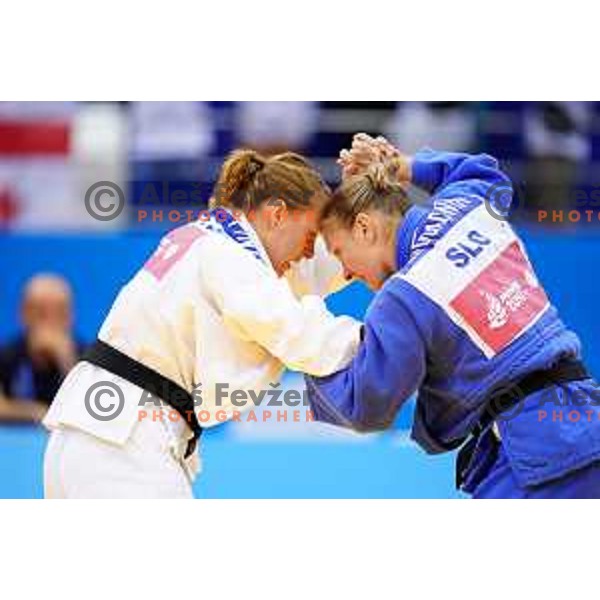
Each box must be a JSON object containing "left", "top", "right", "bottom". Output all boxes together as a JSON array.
[{"left": 0, "top": 424, "right": 460, "bottom": 499}]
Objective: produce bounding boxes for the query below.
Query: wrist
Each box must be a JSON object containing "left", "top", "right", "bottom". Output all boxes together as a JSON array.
[
  {"left": 403, "top": 157, "right": 413, "bottom": 184},
  {"left": 410, "top": 154, "right": 437, "bottom": 191},
  {"left": 389, "top": 156, "right": 413, "bottom": 185}
]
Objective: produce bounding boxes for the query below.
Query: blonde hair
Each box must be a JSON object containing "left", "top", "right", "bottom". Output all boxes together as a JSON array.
[
  {"left": 322, "top": 166, "right": 412, "bottom": 229},
  {"left": 211, "top": 149, "right": 328, "bottom": 212}
]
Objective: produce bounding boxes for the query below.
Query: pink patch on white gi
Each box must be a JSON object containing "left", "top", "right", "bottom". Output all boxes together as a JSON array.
[{"left": 144, "top": 226, "right": 206, "bottom": 281}]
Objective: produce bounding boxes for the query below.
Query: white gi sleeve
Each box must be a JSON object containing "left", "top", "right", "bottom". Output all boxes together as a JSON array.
[
  {"left": 201, "top": 236, "right": 361, "bottom": 376},
  {"left": 285, "top": 236, "right": 350, "bottom": 298}
]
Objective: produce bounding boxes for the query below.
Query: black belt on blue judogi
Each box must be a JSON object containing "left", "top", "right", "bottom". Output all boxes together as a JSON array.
[
  {"left": 456, "top": 357, "right": 590, "bottom": 491},
  {"left": 81, "top": 339, "right": 202, "bottom": 459}
]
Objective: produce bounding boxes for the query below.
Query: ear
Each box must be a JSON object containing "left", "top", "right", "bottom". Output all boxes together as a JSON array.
[
  {"left": 353, "top": 212, "right": 376, "bottom": 244},
  {"left": 266, "top": 199, "right": 288, "bottom": 229}
]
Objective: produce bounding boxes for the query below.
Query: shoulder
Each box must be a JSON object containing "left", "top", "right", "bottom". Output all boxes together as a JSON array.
[
  {"left": 403, "top": 199, "right": 514, "bottom": 280},
  {"left": 409, "top": 196, "right": 484, "bottom": 258},
  {"left": 360, "top": 279, "right": 431, "bottom": 350},
  {"left": 0, "top": 336, "right": 26, "bottom": 363},
  {"left": 367, "top": 277, "right": 419, "bottom": 323},
  {"left": 202, "top": 228, "right": 272, "bottom": 275},
  {"left": 196, "top": 228, "right": 280, "bottom": 301},
  {"left": 0, "top": 336, "right": 27, "bottom": 380}
]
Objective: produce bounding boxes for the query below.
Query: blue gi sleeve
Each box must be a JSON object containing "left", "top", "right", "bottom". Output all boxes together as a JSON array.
[
  {"left": 305, "top": 285, "right": 426, "bottom": 432},
  {"left": 412, "top": 149, "right": 514, "bottom": 210}
]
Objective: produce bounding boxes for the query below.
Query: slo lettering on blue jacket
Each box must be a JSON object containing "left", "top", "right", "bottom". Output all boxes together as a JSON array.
[{"left": 306, "top": 150, "right": 600, "bottom": 489}]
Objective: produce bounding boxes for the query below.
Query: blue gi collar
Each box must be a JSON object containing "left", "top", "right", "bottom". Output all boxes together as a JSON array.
[{"left": 395, "top": 205, "right": 430, "bottom": 270}]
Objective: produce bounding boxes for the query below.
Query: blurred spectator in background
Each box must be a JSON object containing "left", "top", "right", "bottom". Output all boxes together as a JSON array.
[
  {"left": 130, "top": 102, "right": 213, "bottom": 185},
  {"left": 385, "top": 102, "right": 477, "bottom": 154},
  {"left": 130, "top": 102, "right": 215, "bottom": 224},
  {"left": 525, "top": 101, "right": 592, "bottom": 215},
  {"left": 0, "top": 101, "right": 596, "bottom": 231},
  {"left": 0, "top": 181, "right": 20, "bottom": 226},
  {"left": 236, "top": 101, "right": 319, "bottom": 155},
  {"left": 72, "top": 101, "right": 129, "bottom": 230},
  {"left": 0, "top": 101, "right": 130, "bottom": 230},
  {"left": 0, "top": 101, "right": 77, "bottom": 230},
  {"left": 0, "top": 274, "right": 82, "bottom": 422}
]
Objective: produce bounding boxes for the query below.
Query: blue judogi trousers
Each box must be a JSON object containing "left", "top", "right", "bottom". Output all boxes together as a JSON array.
[{"left": 472, "top": 443, "right": 600, "bottom": 499}]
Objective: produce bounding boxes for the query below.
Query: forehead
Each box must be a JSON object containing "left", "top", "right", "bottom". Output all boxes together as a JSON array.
[
  {"left": 321, "top": 221, "right": 351, "bottom": 251},
  {"left": 25, "top": 283, "right": 71, "bottom": 306},
  {"left": 25, "top": 293, "right": 71, "bottom": 315}
]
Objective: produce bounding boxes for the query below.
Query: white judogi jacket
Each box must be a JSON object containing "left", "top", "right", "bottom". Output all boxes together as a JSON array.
[{"left": 44, "top": 210, "right": 361, "bottom": 447}]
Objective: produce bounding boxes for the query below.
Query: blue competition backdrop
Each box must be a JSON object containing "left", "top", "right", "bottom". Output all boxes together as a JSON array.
[{"left": 1, "top": 225, "right": 599, "bottom": 498}]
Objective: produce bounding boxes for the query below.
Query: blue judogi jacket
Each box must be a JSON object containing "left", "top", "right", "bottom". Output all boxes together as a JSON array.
[{"left": 306, "top": 150, "right": 600, "bottom": 489}]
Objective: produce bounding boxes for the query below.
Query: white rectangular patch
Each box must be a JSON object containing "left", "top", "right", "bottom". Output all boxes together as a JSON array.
[{"left": 398, "top": 204, "right": 550, "bottom": 358}]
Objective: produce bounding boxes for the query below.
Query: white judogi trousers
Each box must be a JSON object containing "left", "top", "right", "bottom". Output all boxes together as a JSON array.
[{"left": 44, "top": 417, "right": 196, "bottom": 499}]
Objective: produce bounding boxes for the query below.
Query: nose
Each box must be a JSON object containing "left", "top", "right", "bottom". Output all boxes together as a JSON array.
[{"left": 343, "top": 267, "right": 354, "bottom": 282}]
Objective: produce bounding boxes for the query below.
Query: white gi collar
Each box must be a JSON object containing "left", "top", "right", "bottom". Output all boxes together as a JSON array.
[
  {"left": 201, "top": 208, "right": 277, "bottom": 276},
  {"left": 235, "top": 212, "right": 277, "bottom": 275}
]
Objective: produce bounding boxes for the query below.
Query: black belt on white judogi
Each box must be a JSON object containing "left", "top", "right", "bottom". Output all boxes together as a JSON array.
[{"left": 82, "top": 339, "right": 202, "bottom": 459}]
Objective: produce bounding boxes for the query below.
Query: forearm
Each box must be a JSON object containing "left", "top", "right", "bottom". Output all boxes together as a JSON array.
[
  {"left": 305, "top": 290, "right": 426, "bottom": 432},
  {"left": 410, "top": 149, "right": 512, "bottom": 200},
  {"left": 306, "top": 371, "right": 408, "bottom": 433},
  {"left": 224, "top": 293, "right": 362, "bottom": 377},
  {"left": 0, "top": 396, "right": 47, "bottom": 423}
]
